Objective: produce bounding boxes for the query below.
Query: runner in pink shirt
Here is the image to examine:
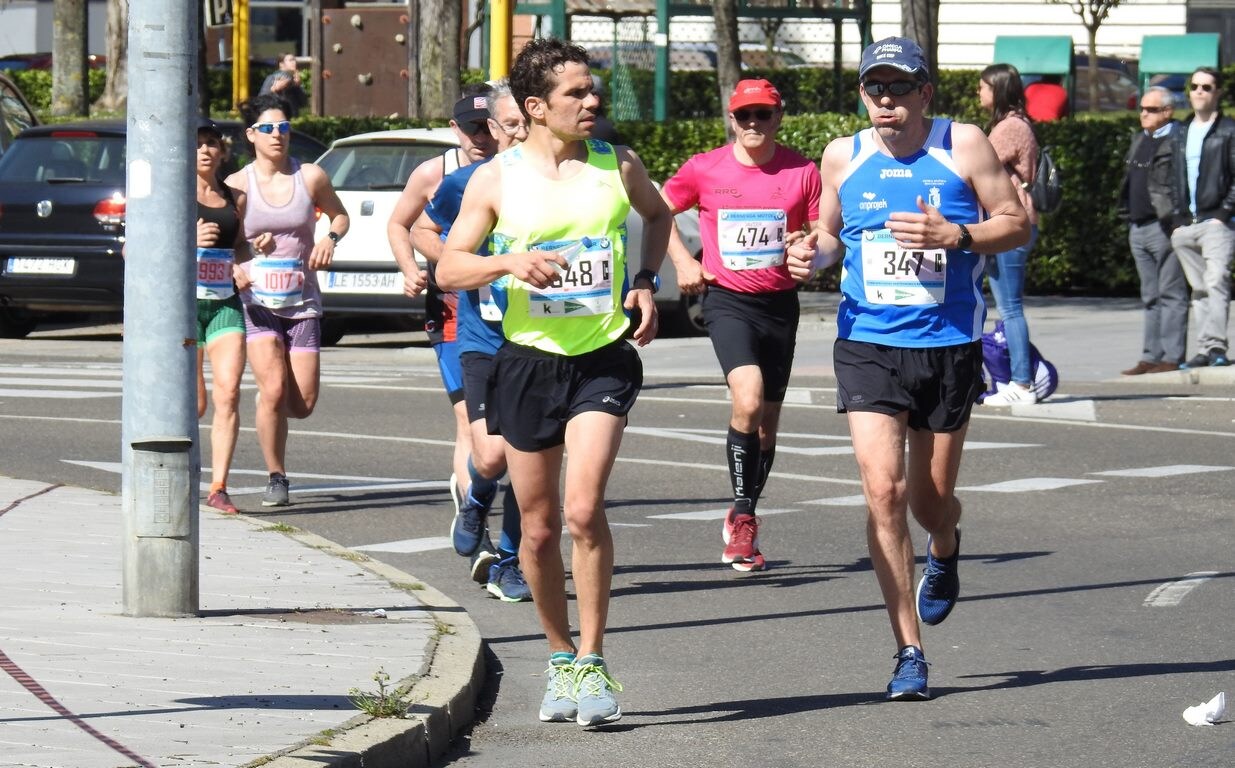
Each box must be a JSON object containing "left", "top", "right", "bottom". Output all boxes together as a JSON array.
[{"left": 661, "top": 78, "right": 822, "bottom": 572}]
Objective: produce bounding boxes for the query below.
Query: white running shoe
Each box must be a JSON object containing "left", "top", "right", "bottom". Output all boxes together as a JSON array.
[{"left": 982, "top": 381, "right": 1037, "bottom": 406}]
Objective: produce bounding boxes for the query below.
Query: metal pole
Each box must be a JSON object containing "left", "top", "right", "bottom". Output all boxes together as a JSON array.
[
  {"left": 490, "top": 0, "right": 513, "bottom": 79},
  {"left": 654, "top": 0, "right": 668, "bottom": 121},
  {"left": 122, "top": 0, "right": 201, "bottom": 617}
]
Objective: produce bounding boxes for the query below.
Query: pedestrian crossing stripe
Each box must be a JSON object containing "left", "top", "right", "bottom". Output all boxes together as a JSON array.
[{"left": 1090, "top": 464, "right": 1233, "bottom": 478}]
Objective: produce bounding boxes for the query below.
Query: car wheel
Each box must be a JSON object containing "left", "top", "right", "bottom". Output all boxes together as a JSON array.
[
  {"left": 0, "top": 307, "right": 36, "bottom": 338},
  {"left": 320, "top": 318, "right": 347, "bottom": 347}
]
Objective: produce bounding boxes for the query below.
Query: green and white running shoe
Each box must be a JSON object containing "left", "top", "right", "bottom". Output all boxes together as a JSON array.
[
  {"left": 538, "top": 652, "right": 577, "bottom": 722},
  {"left": 573, "top": 654, "right": 623, "bottom": 726}
]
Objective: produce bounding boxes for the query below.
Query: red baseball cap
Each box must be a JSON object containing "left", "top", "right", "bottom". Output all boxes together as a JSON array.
[{"left": 728, "top": 79, "right": 782, "bottom": 112}]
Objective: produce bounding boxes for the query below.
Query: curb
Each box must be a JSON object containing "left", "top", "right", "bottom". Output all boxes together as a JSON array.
[{"left": 249, "top": 525, "right": 484, "bottom": 768}]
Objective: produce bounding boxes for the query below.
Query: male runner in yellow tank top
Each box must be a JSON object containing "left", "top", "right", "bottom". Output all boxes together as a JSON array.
[{"left": 437, "top": 37, "right": 671, "bottom": 727}]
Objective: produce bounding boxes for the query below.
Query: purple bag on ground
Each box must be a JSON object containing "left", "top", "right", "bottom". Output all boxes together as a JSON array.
[{"left": 980, "top": 321, "right": 1059, "bottom": 402}]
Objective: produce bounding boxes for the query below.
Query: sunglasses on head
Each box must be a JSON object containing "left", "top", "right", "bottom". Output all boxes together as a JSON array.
[
  {"left": 1190, "top": 82, "right": 1216, "bottom": 92},
  {"left": 459, "top": 120, "right": 490, "bottom": 136},
  {"left": 250, "top": 120, "right": 290, "bottom": 135},
  {"left": 862, "top": 80, "right": 921, "bottom": 97},
  {"left": 732, "top": 108, "right": 775, "bottom": 122},
  {"left": 1140, "top": 105, "right": 1169, "bottom": 114}
]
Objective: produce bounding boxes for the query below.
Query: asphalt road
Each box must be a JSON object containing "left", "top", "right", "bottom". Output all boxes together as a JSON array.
[{"left": 2, "top": 299, "right": 1233, "bottom": 768}]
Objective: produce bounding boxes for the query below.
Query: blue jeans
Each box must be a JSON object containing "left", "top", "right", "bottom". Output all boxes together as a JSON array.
[{"left": 986, "top": 226, "right": 1038, "bottom": 385}]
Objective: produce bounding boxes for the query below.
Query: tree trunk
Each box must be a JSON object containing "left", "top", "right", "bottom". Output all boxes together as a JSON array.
[
  {"left": 416, "top": 0, "right": 460, "bottom": 119},
  {"left": 52, "top": 0, "right": 89, "bottom": 117},
  {"left": 899, "top": 0, "right": 939, "bottom": 82},
  {"left": 1086, "top": 26, "right": 1100, "bottom": 113},
  {"left": 712, "top": 0, "right": 741, "bottom": 139},
  {"left": 96, "top": 0, "right": 129, "bottom": 113}
]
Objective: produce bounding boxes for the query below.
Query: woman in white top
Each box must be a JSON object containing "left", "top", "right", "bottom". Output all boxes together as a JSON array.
[{"left": 225, "top": 94, "right": 348, "bottom": 507}]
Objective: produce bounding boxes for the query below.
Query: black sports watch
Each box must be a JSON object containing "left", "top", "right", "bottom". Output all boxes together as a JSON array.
[
  {"left": 955, "top": 223, "right": 972, "bottom": 250},
  {"left": 327, "top": 231, "right": 341, "bottom": 244},
  {"left": 633, "top": 269, "right": 661, "bottom": 292}
]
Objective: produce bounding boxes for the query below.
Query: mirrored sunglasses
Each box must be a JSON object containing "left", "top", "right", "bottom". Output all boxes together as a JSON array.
[
  {"left": 862, "top": 80, "right": 921, "bottom": 97},
  {"left": 732, "top": 108, "right": 775, "bottom": 122},
  {"left": 251, "top": 120, "right": 291, "bottom": 135}
]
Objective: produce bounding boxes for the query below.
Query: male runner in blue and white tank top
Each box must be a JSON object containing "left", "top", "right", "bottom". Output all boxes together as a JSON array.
[{"left": 787, "top": 37, "right": 1029, "bottom": 701}]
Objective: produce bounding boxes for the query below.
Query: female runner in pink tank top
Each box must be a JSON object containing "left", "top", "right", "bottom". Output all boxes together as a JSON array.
[{"left": 224, "top": 93, "right": 349, "bottom": 507}]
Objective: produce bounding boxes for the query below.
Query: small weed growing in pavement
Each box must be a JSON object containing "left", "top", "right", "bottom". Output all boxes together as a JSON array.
[
  {"left": 349, "top": 668, "right": 410, "bottom": 718},
  {"left": 262, "top": 523, "right": 296, "bottom": 533},
  {"left": 392, "top": 581, "right": 425, "bottom": 591},
  {"left": 309, "top": 728, "right": 336, "bottom": 746},
  {"left": 434, "top": 619, "right": 455, "bottom": 637}
]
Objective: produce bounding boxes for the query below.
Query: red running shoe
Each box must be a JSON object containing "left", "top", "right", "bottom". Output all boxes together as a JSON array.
[
  {"left": 206, "top": 489, "right": 239, "bottom": 515},
  {"left": 721, "top": 510, "right": 765, "bottom": 571}
]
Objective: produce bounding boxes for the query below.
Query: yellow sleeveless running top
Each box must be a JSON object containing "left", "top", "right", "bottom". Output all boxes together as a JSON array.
[{"left": 491, "top": 139, "right": 631, "bottom": 356}]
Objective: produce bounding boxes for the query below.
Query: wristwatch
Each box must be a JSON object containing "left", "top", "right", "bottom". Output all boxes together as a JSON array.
[
  {"left": 327, "top": 231, "right": 341, "bottom": 244},
  {"left": 956, "top": 223, "right": 973, "bottom": 250},
  {"left": 632, "top": 269, "right": 661, "bottom": 292}
]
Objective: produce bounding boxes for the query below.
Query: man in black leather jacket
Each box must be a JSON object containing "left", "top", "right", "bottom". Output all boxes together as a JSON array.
[
  {"left": 1117, "top": 86, "right": 1188, "bottom": 375},
  {"left": 1169, "top": 67, "right": 1235, "bottom": 368}
]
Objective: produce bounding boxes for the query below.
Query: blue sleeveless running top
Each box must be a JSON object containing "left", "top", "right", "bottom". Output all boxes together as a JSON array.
[{"left": 836, "top": 118, "right": 985, "bottom": 347}]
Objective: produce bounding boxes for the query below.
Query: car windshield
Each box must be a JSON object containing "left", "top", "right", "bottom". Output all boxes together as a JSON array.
[
  {"left": 0, "top": 134, "right": 126, "bottom": 183},
  {"left": 317, "top": 142, "right": 456, "bottom": 191}
]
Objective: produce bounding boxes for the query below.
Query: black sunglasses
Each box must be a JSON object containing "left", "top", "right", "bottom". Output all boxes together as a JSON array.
[
  {"left": 862, "top": 80, "right": 921, "bottom": 97},
  {"left": 1190, "top": 82, "right": 1215, "bottom": 92},
  {"left": 1139, "top": 105, "right": 1169, "bottom": 114},
  {"left": 459, "top": 120, "right": 489, "bottom": 136},
  {"left": 732, "top": 108, "right": 775, "bottom": 122}
]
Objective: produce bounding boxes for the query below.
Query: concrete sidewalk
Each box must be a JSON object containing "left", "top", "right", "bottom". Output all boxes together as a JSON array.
[{"left": 0, "top": 476, "right": 482, "bottom": 768}]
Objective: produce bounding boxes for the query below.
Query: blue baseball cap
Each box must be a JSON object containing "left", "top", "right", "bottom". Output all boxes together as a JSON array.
[{"left": 859, "top": 37, "right": 930, "bottom": 82}]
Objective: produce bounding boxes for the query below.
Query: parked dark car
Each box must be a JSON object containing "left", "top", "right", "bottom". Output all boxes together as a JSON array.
[
  {"left": 0, "top": 119, "right": 327, "bottom": 338},
  {"left": 0, "top": 73, "right": 39, "bottom": 158},
  {"left": 0, "top": 121, "right": 126, "bottom": 337}
]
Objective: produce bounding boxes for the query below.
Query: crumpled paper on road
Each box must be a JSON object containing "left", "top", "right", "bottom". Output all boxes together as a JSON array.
[{"left": 1182, "top": 692, "right": 1226, "bottom": 726}]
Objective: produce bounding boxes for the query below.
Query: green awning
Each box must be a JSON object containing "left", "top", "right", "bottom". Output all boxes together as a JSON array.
[
  {"left": 993, "top": 36, "right": 1074, "bottom": 76},
  {"left": 1140, "top": 33, "right": 1219, "bottom": 79}
]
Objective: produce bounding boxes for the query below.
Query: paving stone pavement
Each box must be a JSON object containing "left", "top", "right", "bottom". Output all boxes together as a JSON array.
[{"left": 0, "top": 476, "right": 482, "bottom": 768}]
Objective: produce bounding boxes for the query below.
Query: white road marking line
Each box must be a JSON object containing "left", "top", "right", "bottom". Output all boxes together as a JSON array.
[
  {"left": 0, "top": 389, "right": 119, "bottom": 399},
  {"left": 1144, "top": 571, "right": 1218, "bottom": 607},
  {"left": 647, "top": 507, "right": 798, "bottom": 521},
  {"left": 614, "top": 456, "right": 863, "bottom": 486},
  {"left": 957, "top": 478, "right": 1104, "bottom": 492},
  {"left": 1090, "top": 465, "right": 1234, "bottom": 478},
  {"left": 802, "top": 495, "right": 869, "bottom": 506},
  {"left": 1005, "top": 399, "right": 1097, "bottom": 421},
  {"left": 353, "top": 536, "right": 452, "bottom": 554},
  {"left": 0, "top": 376, "right": 121, "bottom": 387}
]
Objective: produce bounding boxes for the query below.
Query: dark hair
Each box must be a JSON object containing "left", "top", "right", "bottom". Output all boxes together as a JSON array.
[
  {"left": 238, "top": 93, "right": 290, "bottom": 127},
  {"left": 980, "top": 63, "right": 1028, "bottom": 131},
  {"left": 1192, "top": 66, "right": 1222, "bottom": 95},
  {"left": 509, "top": 37, "right": 590, "bottom": 120}
]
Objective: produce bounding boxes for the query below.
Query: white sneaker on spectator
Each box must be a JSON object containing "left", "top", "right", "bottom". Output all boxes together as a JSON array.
[{"left": 983, "top": 381, "right": 1037, "bottom": 406}]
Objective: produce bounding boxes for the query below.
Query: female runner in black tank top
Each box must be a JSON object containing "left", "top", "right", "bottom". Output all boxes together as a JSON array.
[{"left": 195, "top": 119, "right": 271, "bottom": 514}]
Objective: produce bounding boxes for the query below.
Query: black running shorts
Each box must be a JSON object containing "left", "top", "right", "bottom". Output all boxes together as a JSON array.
[
  {"left": 833, "top": 338, "right": 984, "bottom": 433},
  {"left": 460, "top": 351, "right": 495, "bottom": 424},
  {"left": 485, "top": 339, "right": 643, "bottom": 452},
  {"left": 702, "top": 285, "right": 800, "bottom": 402}
]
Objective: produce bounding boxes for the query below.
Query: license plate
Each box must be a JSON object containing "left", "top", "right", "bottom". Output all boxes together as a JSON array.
[
  {"left": 321, "top": 270, "right": 401, "bottom": 294},
  {"left": 5, "top": 257, "right": 77, "bottom": 276}
]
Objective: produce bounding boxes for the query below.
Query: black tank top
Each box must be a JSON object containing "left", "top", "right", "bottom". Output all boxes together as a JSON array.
[{"left": 197, "top": 185, "right": 240, "bottom": 248}]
